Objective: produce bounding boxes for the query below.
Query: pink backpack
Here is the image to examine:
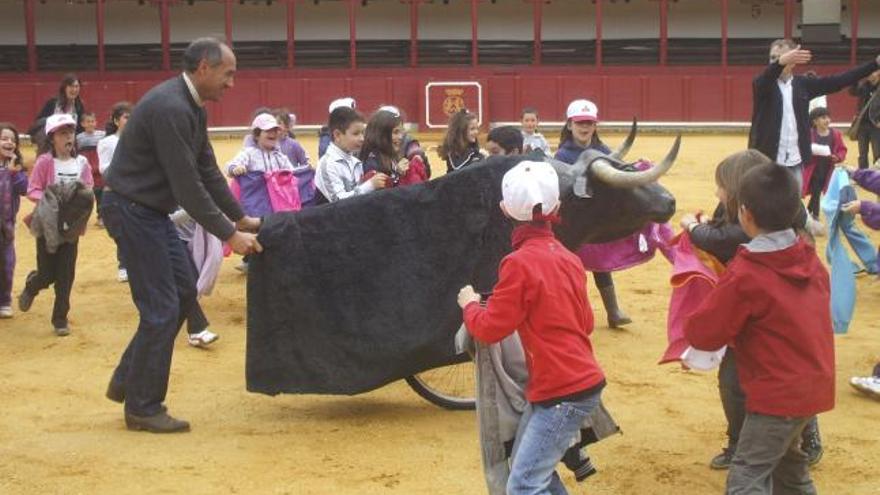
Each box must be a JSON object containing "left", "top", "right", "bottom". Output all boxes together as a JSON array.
[{"left": 264, "top": 169, "right": 301, "bottom": 212}]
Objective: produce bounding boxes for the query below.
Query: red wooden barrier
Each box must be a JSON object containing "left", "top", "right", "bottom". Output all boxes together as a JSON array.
[{"left": 0, "top": 65, "right": 861, "bottom": 132}]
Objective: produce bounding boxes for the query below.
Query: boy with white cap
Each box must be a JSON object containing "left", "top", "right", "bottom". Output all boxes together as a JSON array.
[
  {"left": 318, "top": 97, "right": 357, "bottom": 159},
  {"left": 458, "top": 161, "right": 606, "bottom": 494}
]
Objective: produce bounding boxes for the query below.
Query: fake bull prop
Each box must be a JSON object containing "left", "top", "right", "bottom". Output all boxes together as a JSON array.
[{"left": 246, "top": 124, "right": 679, "bottom": 395}]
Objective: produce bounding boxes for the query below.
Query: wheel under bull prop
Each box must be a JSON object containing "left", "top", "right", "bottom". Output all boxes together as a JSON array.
[{"left": 246, "top": 122, "right": 679, "bottom": 403}]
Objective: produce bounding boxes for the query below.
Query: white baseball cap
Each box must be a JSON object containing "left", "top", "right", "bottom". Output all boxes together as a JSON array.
[
  {"left": 251, "top": 113, "right": 280, "bottom": 131},
  {"left": 45, "top": 113, "right": 77, "bottom": 135},
  {"left": 378, "top": 105, "right": 400, "bottom": 117},
  {"left": 501, "top": 161, "right": 560, "bottom": 222},
  {"left": 328, "top": 97, "right": 356, "bottom": 114},
  {"left": 566, "top": 99, "right": 599, "bottom": 123}
]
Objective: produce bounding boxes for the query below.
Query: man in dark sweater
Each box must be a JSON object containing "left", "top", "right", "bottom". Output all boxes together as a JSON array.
[
  {"left": 748, "top": 39, "right": 880, "bottom": 191},
  {"left": 101, "top": 37, "right": 261, "bottom": 433}
]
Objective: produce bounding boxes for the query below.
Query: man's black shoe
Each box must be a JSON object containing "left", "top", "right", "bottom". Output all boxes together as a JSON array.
[
  {"left": 125, "top": 411, "right": 190, "bottom": 433},
  {"left": 17, "top": 272, "right": 37, "bottom": 312}
]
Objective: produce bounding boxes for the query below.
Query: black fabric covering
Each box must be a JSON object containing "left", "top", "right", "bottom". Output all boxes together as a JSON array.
[{"left": 247, "top": 159, "right": 518, "bottom": 395}]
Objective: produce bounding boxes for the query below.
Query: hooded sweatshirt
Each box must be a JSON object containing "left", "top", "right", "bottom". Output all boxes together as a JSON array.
[
  {"left": 684, "top": 230, "right": 835, "bottom": 418},
  {"left": 463, "top": 224, "right": 606, "bottom": 404}
]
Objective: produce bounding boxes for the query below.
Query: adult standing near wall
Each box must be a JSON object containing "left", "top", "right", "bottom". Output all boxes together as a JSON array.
[
  {"left": 30, "top": 74, "right": 86, "bottom": 151},
  {"left": 849, "top": 70, "right": 880, "bottom": 170},
  {"left": 748, "top": 39, "right": 880, "bottom": 191},
  {"left": 101, "top": 38, "right": 262, "bottom": 433}
]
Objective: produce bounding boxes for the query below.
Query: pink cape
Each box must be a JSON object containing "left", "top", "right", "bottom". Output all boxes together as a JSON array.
[
  {"left": 576, "top": 222, "right": 674, "bottom": 272},
  {"left": 659, "top": 232, "right": 725, "bottom": 364}
]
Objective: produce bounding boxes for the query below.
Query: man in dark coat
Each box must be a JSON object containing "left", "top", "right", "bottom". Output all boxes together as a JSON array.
[
  {"left": 748, "top": 39, "right": 880, "bottom": 190},
  {"left": 101, "top": 38, "right": 262, "bottom": 433}
]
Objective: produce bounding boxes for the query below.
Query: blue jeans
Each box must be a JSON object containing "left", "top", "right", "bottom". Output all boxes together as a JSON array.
[
  {"left": 101, "top": 191, "right": 197, "bottom": 417},
  {"left": 508, "top": 391, "right": 602, "bottom": 495}
]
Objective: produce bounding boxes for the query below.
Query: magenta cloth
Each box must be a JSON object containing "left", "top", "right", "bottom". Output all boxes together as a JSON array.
[
  {"left": 264, "top": 169, "right": 301, "bottom": 212},
  {"left": 189, "top": 223, "right": 224, "bottom": 297},
  {"left": 659, "top": 233, "right": 722, "bottom": 365},
  {"left": 576, "top": 222, "right": 674, "bottom": 272}
]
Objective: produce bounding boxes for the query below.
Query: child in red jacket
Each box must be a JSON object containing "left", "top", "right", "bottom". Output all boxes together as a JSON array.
[
  {"left": 458, "top": 160, "right": 605, "bottom": 495},
  {"left": 803, "top": 106, "right": 847, "bottom": 221},
  {"left": 684, "top": 163, "right": 834, "bottom": 494}
]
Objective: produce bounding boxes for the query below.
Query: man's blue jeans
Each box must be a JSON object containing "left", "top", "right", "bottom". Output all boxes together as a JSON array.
[
  {"left": 102, "top": 191, "right": 197, "bottom": 417},
  {"left": 507, "top": 390, "right": 602, "bottom": 495}
]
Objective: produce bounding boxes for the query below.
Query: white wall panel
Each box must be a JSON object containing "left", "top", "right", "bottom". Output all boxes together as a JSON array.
[
  {"left": 541, "top": 0, "right": 593, "bottom": 41},
  {"left": 34, "top": 2, "right": 95, "bottom": 45},
  {"left": 0, "top": 0, "right": 25, "bottom": 45},
  {"left": 233, "top": 4, "right": 286, "bottom": 42},
  {"left": 478, "top": 0, "right": 532, "bottom": 41},
  {"left": 105, "top": 1, "right": 160, "bottom": 45}
]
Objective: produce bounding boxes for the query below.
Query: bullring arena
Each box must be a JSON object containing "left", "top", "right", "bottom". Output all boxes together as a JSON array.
[
  {"left": 2, "top": 0, "right": 880, "bottom": 494},
  {"left": 1, "top": 134, "right": 878, "bottom": 494}
]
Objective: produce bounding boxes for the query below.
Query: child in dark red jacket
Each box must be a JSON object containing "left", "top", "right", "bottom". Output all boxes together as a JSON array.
[
  {"left": 458, "top": 160, "right": 605, "bottom": 495},
  {"left": 684, "top": 163, "right": 834, "bottom": 494}
]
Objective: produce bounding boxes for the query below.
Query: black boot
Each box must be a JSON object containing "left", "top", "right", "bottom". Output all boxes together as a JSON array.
[{"left": 598, "top": 284, "right": 632, "bottom": 328}]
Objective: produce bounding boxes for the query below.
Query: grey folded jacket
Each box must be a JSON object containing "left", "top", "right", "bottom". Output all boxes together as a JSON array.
[
  {"left": 455, "top": 326, "right": 620, "bottom": 495},
  {"left": 29, "top": 182, "right": 94, "bottom": 253}
]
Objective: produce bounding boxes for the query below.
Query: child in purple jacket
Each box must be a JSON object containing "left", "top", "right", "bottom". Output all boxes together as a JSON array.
[{"left": 0, "top": 123, "right": 29, "bottom": 318}]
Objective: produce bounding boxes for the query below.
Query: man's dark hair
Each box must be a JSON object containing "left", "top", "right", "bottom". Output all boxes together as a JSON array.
[
  {"left": 328, "top": 106, "right": 365, "bottom": 136},
  {"left": 183, "top": 37, "right": 226, "bottom": 72},
  {"left": 521, "top": 107, "right": 538, "bottom": 118},
  {"left": 739, "top": 163, "right": 800, "bottom": 231},
  {"left": 487, "top": 125, "right": 524, "bottom": 155}
]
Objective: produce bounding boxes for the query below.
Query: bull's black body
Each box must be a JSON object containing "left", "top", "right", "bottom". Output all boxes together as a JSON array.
[{"left": 246, "top": 152, "right": 675, "bottom": 396}]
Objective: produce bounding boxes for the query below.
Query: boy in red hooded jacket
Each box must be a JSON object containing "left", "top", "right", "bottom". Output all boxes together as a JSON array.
[
  {"left": 458, "top": 160, "right": 605, "bottom": 495},
  {"left": 684, "top": 162, "right": 834, "bottom": 494}
]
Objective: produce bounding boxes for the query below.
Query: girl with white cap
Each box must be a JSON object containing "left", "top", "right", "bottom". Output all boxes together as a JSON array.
[
  {"left": 19, "top": 114, "right": 94, "bottom": 336},
  {"left": 554, "top": 99, "right": 632, "bottom": 328}
]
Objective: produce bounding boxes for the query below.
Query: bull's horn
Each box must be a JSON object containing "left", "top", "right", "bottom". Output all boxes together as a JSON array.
[
  {"left": 591, "top": 135, "right": 681, "bottom": 188},
  {"left": 610, "top": 118, "right": 637, "bottom": 160}
]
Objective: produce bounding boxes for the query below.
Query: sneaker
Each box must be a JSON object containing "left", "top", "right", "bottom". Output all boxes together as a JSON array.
[
  {"left": 54, "top": 325, "right": 70, "bottom": 337},
  {"left": 234, "top": 261, "right": 249, "bottom": 274},
  {"left": 850, "top": 375, "right": 880, "bottom": 400},
  {"left": 710, "top": 448, "right": 735, "bottom": 470},
  {"left": 187, "top": 329, "right": 219, "bottom": 348},
  {"left": 18, "top": 271, "right": 37, "bottom": 312},
  {"left": 802, "top": 428, "right": 823, "bottom": 466},
  {"left": 125, "top": 410, "right": 190, "bottom": 433},
  {"left": 0, "top": 306, "right": 12, "bottom": 318},
  {"left": 95, "top": 218, "right": 104, "bottom": 228},
  {"left": 117, "top": 268, "right": 128, "bottom": 283}
]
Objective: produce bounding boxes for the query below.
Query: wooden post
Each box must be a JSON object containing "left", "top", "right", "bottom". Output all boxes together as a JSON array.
[
  {"left": 225, "top": 0, "right": 233, "bottom": 46},
  {"left": 349, "top": 0, "right": 357, "bottom": 69},
  {"left": 659, "top": 0, "right": 667, "bottom": 65},
  {"left": 595, "top": 0, "right": 602, "bottom": 67},
  {"left": 471, "top": 0, "right": 478, "bottom": 67},
  {"left": 784, "top": 0, "right": 793, "bottom": 39},
  {"left": 850, "top": 0, "right": 859, "bottom": 65},
  {"left": 96, "top": 0, "right": 105, "bottom": 72},
  {"left": 532, "top": 0, "right": 542, "bottom": 65},
  {"left": 160, "top": 0, "right": 171, "bottom": 71},
  {"left": 409, "top": 0, "right": 419, "bottom": 67},
  {"left": 721, "top": 0, "right": 728, "bottom": 68},
  {"left": 25, "top": 0, "right": 37, "bottom": 72},
  {"left": 287, "top": 0, "right": 295, "bottom": 68}
]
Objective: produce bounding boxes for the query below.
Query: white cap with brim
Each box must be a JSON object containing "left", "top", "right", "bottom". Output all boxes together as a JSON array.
[
  {"left": 501, "top": 161, "right": 560, "bottom": 222},
  {"left": 251, "top": 113, "right": 280, "bottom": 131},
  {"left": 566, "top": 99, "right": 599, "bottom": 123},
  {"left": 328, "top": 97, "right": 356, "bottom": 114},
  {"left": 45, "top": 113, "right": 77, "bottom": 135}
]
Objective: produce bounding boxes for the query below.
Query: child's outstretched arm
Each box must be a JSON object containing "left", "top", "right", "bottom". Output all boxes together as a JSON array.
[{"left": 459, "top": 258, "right": 527, "bottom": 344}]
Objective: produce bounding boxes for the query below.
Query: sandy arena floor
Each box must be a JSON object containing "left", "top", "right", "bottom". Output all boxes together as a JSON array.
[{"left": 0, "top": 133, "right": 878, "bottom": 494}]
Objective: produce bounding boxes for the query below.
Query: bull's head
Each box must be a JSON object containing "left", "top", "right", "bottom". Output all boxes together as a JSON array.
[{"left": 552, "top": 121, "right": 678, "bottom": 249}]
